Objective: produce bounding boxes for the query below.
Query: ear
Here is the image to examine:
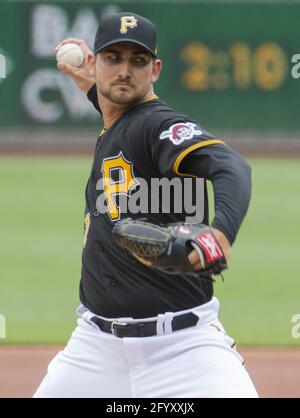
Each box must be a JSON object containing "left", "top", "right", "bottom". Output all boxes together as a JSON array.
[
  {"left": 87, "top": 53, "right": 96, "bottom": 75},
  {"left": 87, "top": 53, "right": 96, "bottom": 65},
  {"left": 151, "top": 59, "right": 162, "bottom": 84}
]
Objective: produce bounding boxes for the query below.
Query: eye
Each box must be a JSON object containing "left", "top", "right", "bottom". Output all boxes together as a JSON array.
[
  {"left": 132, "top": 56, "right": 147, "bottom": 66},
  {"left": 107, "top": 54, "right": 120, "bottom": 63}
]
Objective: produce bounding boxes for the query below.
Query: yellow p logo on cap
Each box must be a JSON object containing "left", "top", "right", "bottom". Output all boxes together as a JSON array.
[{"left": 120, "top": 16, "right": 138, "bottom": 34}]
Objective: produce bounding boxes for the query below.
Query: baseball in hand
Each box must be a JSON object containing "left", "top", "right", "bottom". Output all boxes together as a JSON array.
[{"left": 56, "top": 43, "right": 85, "bottom": 67}]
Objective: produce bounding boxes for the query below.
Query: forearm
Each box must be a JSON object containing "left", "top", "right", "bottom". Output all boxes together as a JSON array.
[
  {"left": 211, "top": 159, "right": 251, "bottom": 245},
  {"left": 180, "top": 145, "right": 252, "bottom": 245}
]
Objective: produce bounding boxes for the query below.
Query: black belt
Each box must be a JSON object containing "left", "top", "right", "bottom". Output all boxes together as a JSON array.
[{"left": 90, "top": 312, "right": 199, "bottom": 338}]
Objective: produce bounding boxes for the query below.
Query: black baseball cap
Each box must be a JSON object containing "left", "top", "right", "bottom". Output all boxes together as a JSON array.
[{"left": 94, "top": 12, "right": 157, "bottom": 57}]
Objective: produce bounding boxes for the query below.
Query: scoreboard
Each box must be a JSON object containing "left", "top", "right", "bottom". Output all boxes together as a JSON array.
[{"left": 0, "top": 1, "right": 299, "bottom": 132}]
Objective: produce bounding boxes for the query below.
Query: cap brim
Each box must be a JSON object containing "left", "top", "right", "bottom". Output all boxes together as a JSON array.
[{"left": 94, "top": 38, "right": 157, "bottom": 57}]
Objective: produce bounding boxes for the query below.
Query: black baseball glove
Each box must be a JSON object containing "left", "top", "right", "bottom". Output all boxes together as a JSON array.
[{"left": 112, "top": 218, "right": 227, "bottom": 277}]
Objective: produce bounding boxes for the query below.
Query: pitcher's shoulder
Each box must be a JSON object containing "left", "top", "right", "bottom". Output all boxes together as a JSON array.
[{"left": 138, "top": 99, "right": 194, "bottom": 131}]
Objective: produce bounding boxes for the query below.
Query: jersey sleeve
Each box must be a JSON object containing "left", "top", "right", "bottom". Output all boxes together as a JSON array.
[{"left": 150, "top": 117, "right": 225, "bottom": 177}]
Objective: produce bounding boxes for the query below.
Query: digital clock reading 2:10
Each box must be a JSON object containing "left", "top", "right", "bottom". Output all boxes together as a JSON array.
[{"left": 180, "top": 42, "right": 287, "bottom": 91}]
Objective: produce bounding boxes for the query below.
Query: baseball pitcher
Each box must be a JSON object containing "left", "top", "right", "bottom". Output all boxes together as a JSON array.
[{"left": 34, "top": 12, "right": 258, "bottom": 398}]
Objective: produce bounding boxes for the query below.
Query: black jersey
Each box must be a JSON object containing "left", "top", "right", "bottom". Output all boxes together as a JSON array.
[{"left": 80, "top": 95, "right": 251, "bottom": 318}]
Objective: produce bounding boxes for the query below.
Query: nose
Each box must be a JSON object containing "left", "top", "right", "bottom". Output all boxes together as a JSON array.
[{"left": 117, "top": 61, "right": 131, "bottom": 81}]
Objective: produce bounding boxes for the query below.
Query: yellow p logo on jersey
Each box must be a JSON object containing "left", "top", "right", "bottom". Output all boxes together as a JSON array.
[
  {"left": 120, "top": 16, "right": 138, "bottom": 34},
  {"left": 102, "top": 152, "right": 139, "bottom": 221}
]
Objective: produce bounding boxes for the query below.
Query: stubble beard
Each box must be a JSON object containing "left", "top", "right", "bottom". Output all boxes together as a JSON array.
[{"left": 99, "top": 82, "right": 150, "bottom": 106}]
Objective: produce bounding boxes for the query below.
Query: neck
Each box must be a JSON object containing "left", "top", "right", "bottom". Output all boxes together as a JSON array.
[{"left": 98, "top": 90, "right": 156, "bottom": 130}]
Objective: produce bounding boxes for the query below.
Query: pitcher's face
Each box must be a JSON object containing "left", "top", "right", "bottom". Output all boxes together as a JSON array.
[{"left": 95, "top": 42, "right": 161, "bottom": 105}]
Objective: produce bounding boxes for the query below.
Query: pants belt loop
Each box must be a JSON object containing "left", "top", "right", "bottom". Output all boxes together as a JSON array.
[
  {"left": 164, "top": 312, "right": 174, "bottom": 335},
  {"left": 156, "top": 314, "right": 165, "bottom": 336}
]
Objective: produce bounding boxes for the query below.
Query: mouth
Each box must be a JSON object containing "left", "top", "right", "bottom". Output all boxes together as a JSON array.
[{"left": 113, "top": 82, "right": 132, "bottom": 88}]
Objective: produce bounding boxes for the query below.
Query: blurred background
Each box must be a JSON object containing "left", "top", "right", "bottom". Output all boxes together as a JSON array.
[{"left": 0, "top": 0, "right": 300, "bottom": 397}]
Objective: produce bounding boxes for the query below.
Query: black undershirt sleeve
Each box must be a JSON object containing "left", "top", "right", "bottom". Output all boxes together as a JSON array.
[
  {"left": 180, "top": 144, "right": 252, "bottom": 244},
  {"left": 87, "top": 83, "right": 101, "bottom": 114}
]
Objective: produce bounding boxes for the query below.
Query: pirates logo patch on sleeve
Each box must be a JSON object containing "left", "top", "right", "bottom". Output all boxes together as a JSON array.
[{"left": 159, "top": 122, "right": 203, "bottom": 145}]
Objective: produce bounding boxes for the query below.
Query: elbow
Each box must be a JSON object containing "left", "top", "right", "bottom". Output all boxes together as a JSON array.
[
  {"left": 234, "top": 152, "right": 252, "bottom": 189},
  {"left": 243, "top": 158, "right": 252, "bottom": 179},
  {"left": 226, "top": 152, "right": 252, "bottom": 210},
  {"left": 237, "top": 156, "right": 252, "bottom": 211},
  {"left": 241, "top": 158, "right": 252, "bottom": 195}
]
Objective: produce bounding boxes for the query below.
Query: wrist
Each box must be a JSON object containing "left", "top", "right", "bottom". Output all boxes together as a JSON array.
[
  {"left": 211, "top": 227, "right": 232, "bottom": 261},
  {"left": 82, "top": 79, "right": 96, "bottom": 95}
]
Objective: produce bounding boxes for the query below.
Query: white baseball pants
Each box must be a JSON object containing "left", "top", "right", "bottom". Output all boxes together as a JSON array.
[{"left": 33, "top": 297, "right": 258, "bottom": 398}]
